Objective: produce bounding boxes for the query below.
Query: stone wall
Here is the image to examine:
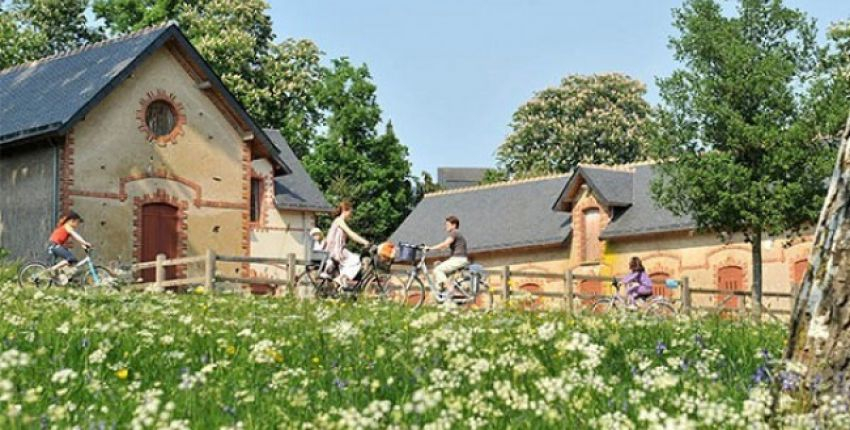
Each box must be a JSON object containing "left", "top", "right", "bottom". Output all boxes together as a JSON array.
[{"left": 0, "top": 141, "right": 59, "bottom": 260}]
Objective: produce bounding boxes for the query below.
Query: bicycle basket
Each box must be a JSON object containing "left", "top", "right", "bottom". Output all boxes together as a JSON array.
[{"left": 394, "top": 243, "right": 419, "bottom": 264}]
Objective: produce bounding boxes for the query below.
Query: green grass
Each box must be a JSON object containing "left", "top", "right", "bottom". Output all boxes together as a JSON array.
[{"left": 0, "top": 283, "right": 829, "bottom": 429}]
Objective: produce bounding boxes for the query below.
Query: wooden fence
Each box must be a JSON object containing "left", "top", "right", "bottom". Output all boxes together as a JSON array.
[{"left": 128, "top": 250, "right": 795, "bottom": 320}]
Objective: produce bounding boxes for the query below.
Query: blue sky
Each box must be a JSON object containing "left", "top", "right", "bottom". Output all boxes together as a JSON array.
[{"left": 269, "top": 0, "right": 847, "bottom": 177}]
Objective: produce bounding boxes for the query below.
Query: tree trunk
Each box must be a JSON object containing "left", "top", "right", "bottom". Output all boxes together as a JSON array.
[
  {"left": 785, "top": 112, "right": 850, "bottom": 402},
  {"left": 752, "top": 229, "right": 763, "bottom": 320}
]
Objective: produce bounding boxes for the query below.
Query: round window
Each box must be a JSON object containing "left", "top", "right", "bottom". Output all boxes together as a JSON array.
[{"left": 145, "top": 100, "right": 177, "bottom": 137}]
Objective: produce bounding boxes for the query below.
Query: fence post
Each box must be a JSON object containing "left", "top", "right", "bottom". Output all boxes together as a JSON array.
[
  {"left": 565, "top": 269, "right": 574, "bottom": 316},
  {"left": 204, "top": 249, "right": 217, "bottom": 293},
  {"left": 287, "top": 253, "right": 297, "bottom": 295},
  {"left": 682, "top": 276, "right": 691, "bottom": 315},
  {"left": 502, "top": 266, "right": 511, "bottom": 302},
  {"left": 154, "top": 253, "right": 166, "bottom": 290}
]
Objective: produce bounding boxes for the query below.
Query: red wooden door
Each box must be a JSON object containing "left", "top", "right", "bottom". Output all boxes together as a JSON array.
[
  {"left": 717, "top": 266, "right": 744, "bottom": 309},
  {"left": 141, "top": 203, "right": 179, "bottom": 282},
  {"left": 792, "top": 260, "right": 808, "bottom": 286},
  {"left": 650, "top": 272, "right": 673, "bottom": 298}
]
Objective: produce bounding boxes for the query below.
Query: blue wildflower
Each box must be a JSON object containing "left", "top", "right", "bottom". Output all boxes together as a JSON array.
[
  {"left": 752, "top": 365, "right": 770, "bottom": 384},
  {"left": 656, "top": 341, "right": 668, "bottom": 355}
]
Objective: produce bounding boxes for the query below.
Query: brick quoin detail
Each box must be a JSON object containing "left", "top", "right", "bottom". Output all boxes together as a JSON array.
[
  {"left": 240, "top": 143, "right": 252, "bottom": 274},
  {"left": 60, "top": 131, "right": 76, "bottom": 215},
  {"left": 136, "top": 89, "right": 187, "bottom": 146},
  {"left": 133, "top": 189, "right": 189, "bottom": 278}
]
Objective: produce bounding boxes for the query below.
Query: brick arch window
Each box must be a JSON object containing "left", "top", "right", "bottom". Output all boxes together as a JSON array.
[
  {"left": 717, "top": 266, "right": 745, "bottom": 309},
  {"left": 792, "top": 259, "right": 808, "bottom": 286},
  {"left": 649, "top": 272, "right": 673, "bottom": 298},
  {"left": 137, "top": 89, "right": 186, "bottom": 145},
  {"left": 578, "top": 280, "right": 602, "bottom": 306},
  {"left": 582, "top": 208, "right": 601, "bottom": 261},
  {"left": 517, "top": 283, "right": 544, "bottom": 310}
]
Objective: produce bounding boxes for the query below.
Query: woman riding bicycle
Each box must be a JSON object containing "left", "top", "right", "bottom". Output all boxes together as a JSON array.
[
  {"left": 620, "top": 256, "right": 653, "bottom": 305},
  {"left": 323, "top": 201, "right": 371, "bottom": 287},
  {"left": 48, "top": 211, "right": 92, "bottom": 271}
]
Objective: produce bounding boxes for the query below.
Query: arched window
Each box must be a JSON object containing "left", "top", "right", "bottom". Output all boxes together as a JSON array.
[
  {"left": 578, "top": 280, "right": 602, "bottom": 306},
  {"left": 518, "top": 283, "right": 544, "bottom": 310},
  {"left": 583, "top": 209, "right": 601, "bottom": 261},
  {"left": 717, "top": 266, "right": 745, "bottom": 309}
]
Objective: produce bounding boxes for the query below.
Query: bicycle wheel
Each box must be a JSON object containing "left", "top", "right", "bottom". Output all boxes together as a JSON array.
[
  {"left": 18, "top": 263, "right": 54, "bottom": 289},
  {"left": 646, "top": 300, "right": 676, "bottom": 317},
  {"left": 80, "top": 266, "right": 116, "bottom": 291},
  {"left": 469, "top": 277, "right": 493, "bottom": 311},
  {"left": 404, "top": 277, "right": 426, "bottom": 309},
  {"left": 590, "top": 297, "right": 616, "bottom": 314},
  {"left": 362, "top": 271, "right": 390, "bottom": 301},
  {"left": 295, "top": 269, "right": 321, "bottom": 299}
]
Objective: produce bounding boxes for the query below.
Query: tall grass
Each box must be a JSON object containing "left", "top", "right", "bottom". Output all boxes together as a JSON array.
[{"left": 0, "top": 285, "right": 835, "bottom": 428}]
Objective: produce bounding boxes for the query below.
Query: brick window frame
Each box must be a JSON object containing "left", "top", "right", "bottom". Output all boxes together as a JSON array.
[{"left": 136, "top": 89, "right": 187, "bottom": 145}]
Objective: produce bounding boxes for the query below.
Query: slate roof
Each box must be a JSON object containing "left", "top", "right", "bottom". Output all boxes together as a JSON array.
[
  {"left": 390, "top": 175, "right": 572, "bottom": 254},
  {"left": 264, "top": 129, "right": 332, "bottom": 213},
  {"left": 0, "top": 23, "right": 288, "bottom": 172},
  {"left": 597, "top": 164, "right": 695, "bottom": 239},
  {"left": 554, "top": 165, "right": 634, "bottom": 208}
]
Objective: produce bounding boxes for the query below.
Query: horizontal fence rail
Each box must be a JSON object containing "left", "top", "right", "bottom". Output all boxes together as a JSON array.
[{"left": 123, "top": 250, "right": 796, "bottom": 320}]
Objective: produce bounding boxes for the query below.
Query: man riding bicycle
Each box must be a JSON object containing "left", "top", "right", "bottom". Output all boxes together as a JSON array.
[{"left": 424, "top": 215, "right": 468, "bottom": 293}]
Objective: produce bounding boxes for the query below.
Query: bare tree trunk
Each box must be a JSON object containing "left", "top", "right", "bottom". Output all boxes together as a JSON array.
[
  {"left": 784, "top": 112, "right": 850, "bottom": 402},
  {"left": 752, "top": 229, "right": 763, "bottom": 320}
]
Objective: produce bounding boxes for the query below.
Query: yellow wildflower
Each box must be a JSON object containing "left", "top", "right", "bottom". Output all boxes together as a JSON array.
[{"left": 115, "top": 368, "right": 129, "bottom": 380}]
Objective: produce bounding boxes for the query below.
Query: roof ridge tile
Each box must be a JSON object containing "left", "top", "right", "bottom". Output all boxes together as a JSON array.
[{"left": 424, "top": 172, "right": 571, "bottom": 198}]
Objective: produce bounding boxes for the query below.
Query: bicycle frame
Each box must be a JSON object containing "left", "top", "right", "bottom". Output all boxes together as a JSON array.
[{"left": 404, "top": 247, "right": 476, "bottom": 302}]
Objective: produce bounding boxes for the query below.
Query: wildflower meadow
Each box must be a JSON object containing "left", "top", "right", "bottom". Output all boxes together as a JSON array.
[{"left": 0, "top": 282, "right": 846, "bottom": 429}]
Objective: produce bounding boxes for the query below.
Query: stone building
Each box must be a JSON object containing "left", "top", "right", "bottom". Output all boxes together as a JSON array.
[
  {"left": 392, "top": 162, "right": 812, "bottom": 310},
  {"left": 0, "top": 23, "right": 330, "bottom": 280}
]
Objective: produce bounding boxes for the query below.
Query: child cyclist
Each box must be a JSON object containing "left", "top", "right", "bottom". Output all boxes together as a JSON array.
[
  {"left": 48, "top": 211, "right": 93, "bottom": 273},
  {"left": 619, "top": 256, "right": 653, "bottom": 306}
]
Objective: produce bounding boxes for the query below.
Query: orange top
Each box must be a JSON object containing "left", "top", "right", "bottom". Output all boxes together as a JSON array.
[{"left": 49, "top": 225, "right": 71, "bottom": 245}]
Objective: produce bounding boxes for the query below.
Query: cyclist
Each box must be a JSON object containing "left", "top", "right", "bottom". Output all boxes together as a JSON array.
[
  {"left": 323, "top": 201, "right": 371, "bottom": 287},
  {"left": 619, "top": 256, "right": 653, "bottom": 307},
  {"left": 47, "top": 211, "right": 92, "bottom": 273},
  {"left": 424, "top": 215, "right": 468, "bottom": 293}
]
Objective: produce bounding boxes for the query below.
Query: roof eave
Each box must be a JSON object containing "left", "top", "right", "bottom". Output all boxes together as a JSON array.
[{"left": 599, "top": 225, "right": 695, "bottom": 240}]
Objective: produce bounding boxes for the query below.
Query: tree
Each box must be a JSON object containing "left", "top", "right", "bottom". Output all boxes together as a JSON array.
[
  {"left": 0, "top": 0, "right": 99, "bottom": 69},
  {"left": 479, "top": 169, "right": 508, "bottom": 185},
  {"left": 784, "top": 111, "right": 850, "bottom": 411},
  {"left": 92, "top": 0, "right": 181, "bottom": 34},
  {"left": 650, "top": 0, "right": 835, "bottom": 318},
  {"left": 413, "top": 171, "right": 442, "bottom": 203},
  {"left": 497, "top": 73, "right": 651, "bottom": 176},
  {"left": 304, "top": 59, "right": 414, "bottom": 241},
  {"left": 783, "top": 19, "right": 850, "bottom": 408}
]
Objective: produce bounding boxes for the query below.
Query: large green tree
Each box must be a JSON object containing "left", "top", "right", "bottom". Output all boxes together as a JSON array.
[
  {"left": 496, "top": 73, "right": 652, "bottom": 176},
  {"left": 650, "top": 0, "right": 836, "bottom": 317},
  {"left": 304, "top": 59, "right": 415, "bottom": 241},
  {"left": 0, "top": 0, "right": 99, "bottom": 69}
]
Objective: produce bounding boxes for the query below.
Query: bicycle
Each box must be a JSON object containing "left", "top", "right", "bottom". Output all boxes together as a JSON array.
[
  {"left": 17, "top": 247, "right": 117, "bottom": 291},
  {"left": 589, "top": 277, "right": 678, "bottom": 316},
  {"left": 295, "top": 245, "right": 391, "bottom": 301},
  {"left": 398, "top": 244, "right": 493, "bottom": 310}
]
